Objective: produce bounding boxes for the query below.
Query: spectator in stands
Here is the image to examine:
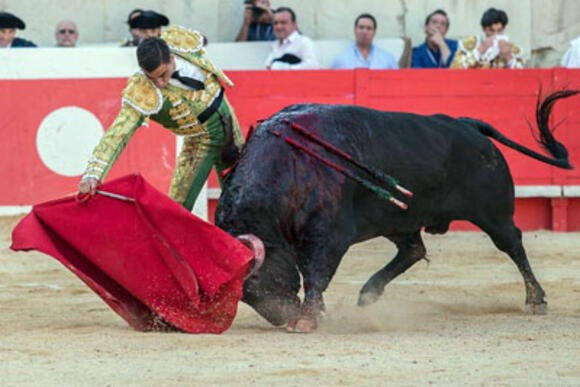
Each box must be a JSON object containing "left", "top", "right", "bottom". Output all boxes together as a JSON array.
[
  {"left": 122, "top": 9, "right": 143, "bottom": 47},
  {"left": 411, "top": 9, "right": 457, "bottom": 68},
  {"left": 0, "top": 12, "right": 36, "bottom": 48},
  {"left": 55, "top": 20, "right": 79, "bottom": 47},
  {"left": 236, "top": 0, "right": 275, "bottom": 42},
  {"left": 331, "top": 13, "right": 398, "bottom": 70},
  {"left": 561, "top": 36, "right": 580, "bottom": 68},
  {"left": 450, "top": 8, "right": 523, "bottom": 69},
  {"left": 122, "top": 10, "right": 169, "bottom": 47},
  {"left": 264, "top": 7, "right": 319, "bottom": 70}
]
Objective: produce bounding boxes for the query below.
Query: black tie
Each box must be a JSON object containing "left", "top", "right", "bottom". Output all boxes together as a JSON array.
[{"left": 171, "top": 71, "right": 205, "bottom": 90}]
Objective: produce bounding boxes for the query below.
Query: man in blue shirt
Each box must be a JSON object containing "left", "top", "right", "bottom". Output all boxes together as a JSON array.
[
  {"left": 412, "top": 9, "right": 457, "bottom": 68},
  {"left": 331, "top": 13, "right": 398, "bottom": 69}
]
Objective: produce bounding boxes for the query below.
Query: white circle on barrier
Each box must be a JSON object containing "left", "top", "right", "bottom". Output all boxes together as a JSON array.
[{"left": 36, "top": 106, "right": 104, "bottom": 177}]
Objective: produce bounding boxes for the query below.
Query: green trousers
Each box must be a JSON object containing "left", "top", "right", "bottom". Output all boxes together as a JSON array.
[{"left": 169, "top": 96, "right": 244, "bottom": 211}]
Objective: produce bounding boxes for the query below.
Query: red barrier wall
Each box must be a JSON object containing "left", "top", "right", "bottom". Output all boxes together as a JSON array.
[{"left": 1, "top": 69, "right": 579, "bottom": 230}]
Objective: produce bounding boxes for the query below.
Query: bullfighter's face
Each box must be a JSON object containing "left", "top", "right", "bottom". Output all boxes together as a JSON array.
[
  {"left": 483, "top": 22, "right": 505, "bottom": 38},
  {"left": 136, "top": 27, "right": 162, "bottom": 41},
  {"left": 143, "top": 54, "right": 176, "bottom": 89}
]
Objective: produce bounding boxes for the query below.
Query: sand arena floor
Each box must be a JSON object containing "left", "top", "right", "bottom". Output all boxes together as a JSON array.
[{"left": 1, "top": 216, "right": 579, "bottom": 386}]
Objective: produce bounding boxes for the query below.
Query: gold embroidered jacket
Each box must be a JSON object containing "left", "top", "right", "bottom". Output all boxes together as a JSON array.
[
  {"left": 83, "top": 25, "right": 233, "bottom": 182},
  {"left": 450, "top": 35, "right": 524, "bottom": 69}
]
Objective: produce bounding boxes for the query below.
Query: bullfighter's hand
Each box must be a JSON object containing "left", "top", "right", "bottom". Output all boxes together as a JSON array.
[
  {"left": 478, "top": 35, "right": 495, "bottom": 55},
  {"left": 498, "top": 40, "right": 512, "bottom": 61},
  {"left": 79, "top": 178, "right": 99, "bottom": 197}
]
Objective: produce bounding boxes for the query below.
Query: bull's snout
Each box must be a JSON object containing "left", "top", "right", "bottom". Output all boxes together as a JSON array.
[{"left": 236, "top": 234, "right": 265, "bottom": 279}]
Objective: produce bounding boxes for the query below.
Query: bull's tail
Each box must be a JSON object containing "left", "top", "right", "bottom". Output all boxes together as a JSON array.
[{"left": 458, "top": 90, "right": 578, "bottom": 170}]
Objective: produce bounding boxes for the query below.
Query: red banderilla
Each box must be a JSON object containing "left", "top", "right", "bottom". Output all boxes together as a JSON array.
[
  {"left": 283, "top": 119, "right": 413, "bottom": 198},
  {"left": 270, "top": 130, "right": 407, "bottom": 210}
]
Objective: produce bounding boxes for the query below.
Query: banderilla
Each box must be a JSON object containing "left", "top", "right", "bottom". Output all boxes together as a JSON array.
[
  {"left": 283, "top": 119, "right": 413, "bottom": 198},
  {"left": 269, "top": 130, "right": 408, "bottom": 210}
]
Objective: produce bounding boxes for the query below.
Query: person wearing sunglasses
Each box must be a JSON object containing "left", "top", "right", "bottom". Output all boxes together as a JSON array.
[{"left": 55, "top": 20, "right": 79, "bottom": 47}]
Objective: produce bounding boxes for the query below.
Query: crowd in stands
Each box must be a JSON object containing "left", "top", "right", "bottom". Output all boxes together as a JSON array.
[{"left": 1, "top": 3, "right": 579, "bottom": 69}]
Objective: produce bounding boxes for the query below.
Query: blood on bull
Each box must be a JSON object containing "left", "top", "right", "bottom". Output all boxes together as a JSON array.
[{"left": 216, "top": 90, "right": 578, "bottom": 333}]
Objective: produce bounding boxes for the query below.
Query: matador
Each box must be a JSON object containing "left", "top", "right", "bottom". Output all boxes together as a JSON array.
[{"left": 79, "top": 25, "right": 243, "bottom": 210}]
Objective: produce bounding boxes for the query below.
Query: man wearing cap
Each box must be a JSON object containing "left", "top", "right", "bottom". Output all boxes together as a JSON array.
[
  {"left": 79, "top": 26, "right": 244, "bottom": 211},
  {"left": 122, "top": 9, "right": 169, "bottom": 47},
  {"left": 0, "top": 12, "right": 36, "bottom": 48}
]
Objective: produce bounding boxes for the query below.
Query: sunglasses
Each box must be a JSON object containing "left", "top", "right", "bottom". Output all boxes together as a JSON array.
[{"left": 58, "top": 29, "right": 77, "bottom": 34}]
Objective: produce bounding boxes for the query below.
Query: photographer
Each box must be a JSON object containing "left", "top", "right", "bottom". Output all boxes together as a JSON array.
[
  {"left": 236, "top": 0, "right": 275, "bottom": 42},
  {"left": 450, "top": 8, "right": 524, "bottom": 69}
]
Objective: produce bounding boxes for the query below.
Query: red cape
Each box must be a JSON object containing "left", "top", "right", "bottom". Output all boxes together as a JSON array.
[{"left": 11, "top": 174, "right": 254, "bottom": 334}]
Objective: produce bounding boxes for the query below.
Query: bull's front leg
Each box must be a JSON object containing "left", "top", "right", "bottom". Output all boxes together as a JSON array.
[
  {"left": 286, "top": 286, "right": 325, "bottom": 333},
  {"left": 288, "top": 226, "right": 353, "bottom": 333}
]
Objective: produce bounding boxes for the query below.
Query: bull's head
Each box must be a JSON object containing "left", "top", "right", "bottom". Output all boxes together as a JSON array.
[{"left": 235, "top": 234, "right": 301, "bottom": 326}]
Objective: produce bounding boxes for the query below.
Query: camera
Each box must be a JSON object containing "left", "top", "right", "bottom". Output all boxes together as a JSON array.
[{"left": 244, "top": 0, "right": 266, "bottom": 17}]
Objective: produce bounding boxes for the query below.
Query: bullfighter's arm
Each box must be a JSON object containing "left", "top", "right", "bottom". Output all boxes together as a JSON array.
[
  {"left": 450, "top": 36, "right": 482, "bottom": 69},
  {"left": 81, "top": 104, "right": 145, "bottom": 183},
  {"left": 505, "top": 42, "right": 524, "bottom": 69}
]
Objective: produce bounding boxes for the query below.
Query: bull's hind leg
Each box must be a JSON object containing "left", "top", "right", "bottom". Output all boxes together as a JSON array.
[
  {"left": 482, "top": 221, "right": 547, "bottom": 315},
  {"left": 358, "top": 231, "right": 426, "bottom": 306}
]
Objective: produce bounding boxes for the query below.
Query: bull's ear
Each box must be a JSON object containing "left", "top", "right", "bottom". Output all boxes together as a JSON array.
[{"left": 237, "top": 234, "right": 265, "bottom": 279}]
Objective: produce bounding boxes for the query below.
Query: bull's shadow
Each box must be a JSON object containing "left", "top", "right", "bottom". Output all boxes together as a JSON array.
[{"left": 216, "top": 90, "right": 578, "bottom": 333}]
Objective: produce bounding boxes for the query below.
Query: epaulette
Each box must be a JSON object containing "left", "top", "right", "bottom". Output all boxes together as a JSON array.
[
  {"left": 121, "top": 73, "right": 163, "bottom": 116},
  {"left": 162, "top": 25, "right": 204, "bottom": 54},
  {"left": 460, "top": 36, "right": 478, "bottom": 52}
]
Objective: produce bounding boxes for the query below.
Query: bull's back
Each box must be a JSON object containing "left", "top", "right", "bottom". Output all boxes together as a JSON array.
[{"left": 218, "top": 104, "right": 512, "bottom": 240}]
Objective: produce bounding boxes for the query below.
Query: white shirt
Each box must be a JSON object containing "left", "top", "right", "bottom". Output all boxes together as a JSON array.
[
  {"left": 264, "top": 30, "right": 319, "bottom": 70},
  {"left": 169, "top": 55, "right": 207, "bottom": 90},
  {"left": 561, "top": 36, "right": 580, "bottom": 68}
]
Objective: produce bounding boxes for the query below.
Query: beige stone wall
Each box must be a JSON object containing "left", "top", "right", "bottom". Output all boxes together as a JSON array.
[{"left": 2, "top": 0, "right": 578, "bottom": 67}]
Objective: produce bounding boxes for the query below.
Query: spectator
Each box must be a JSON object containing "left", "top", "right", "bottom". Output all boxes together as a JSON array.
[
  {"left": 0, "top": 12, "right": 36, "bottom": 48},
  {"left": 236, "top": 0, "right": 275, "bottom": 42},
  {"left": 411, "top": 9, "right": 457, "bottom": 68},
  {"left": 450, "top": 8, "right": 523, "bottom": 69},
  {"left": 55, "top": 20, "right": 79, "bottom": 47},
  {"left": 264, "top": 7, "right": 319, "bottom": 70},
  {"left": 121, "top": 8, "right": 143, "bottom": 47},
  {"left": 122, "top": 10, "right": 169, "bottom": 47},
  {"left": 331, "top": 13, "right": 398, "bottom": 69},
  {"left": 561, "top": 36, "right": 580, "bottom": 68}
]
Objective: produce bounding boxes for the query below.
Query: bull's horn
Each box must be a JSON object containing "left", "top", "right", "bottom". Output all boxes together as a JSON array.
[{"left": 237, "top": 234, "right": 265, "bottom": 279}]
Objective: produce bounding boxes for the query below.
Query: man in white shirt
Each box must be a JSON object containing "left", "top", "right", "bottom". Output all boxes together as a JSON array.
[{"left": 264, "top": 7, "right": 319, "bottom": 70}]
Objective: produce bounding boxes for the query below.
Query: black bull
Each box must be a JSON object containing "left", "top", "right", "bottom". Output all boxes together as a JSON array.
[{"left": 218, "top": 90, "right": 578, "bottom": 332}]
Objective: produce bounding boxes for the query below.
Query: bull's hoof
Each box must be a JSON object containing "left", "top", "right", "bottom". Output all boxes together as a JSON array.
[
  {"left": 358, "top": 291, "right": 380, "bottom": 306},
  {"left": 286, "top": 317, "right": 318, "bottom": 333},
  {"left": 525, "top": 302, "right": 548, "bottom": 315}
]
